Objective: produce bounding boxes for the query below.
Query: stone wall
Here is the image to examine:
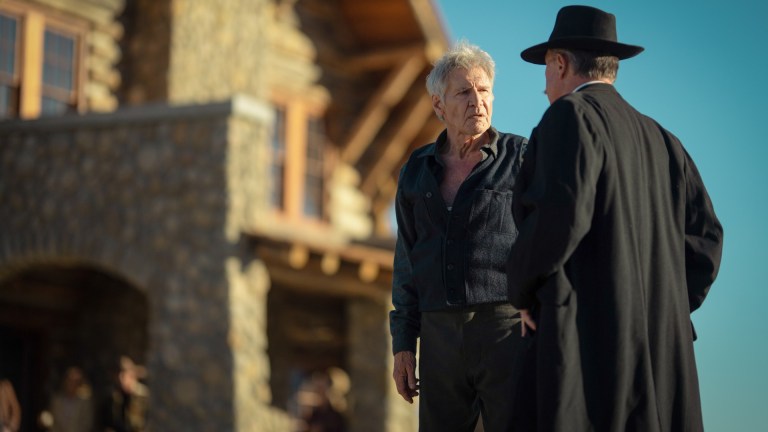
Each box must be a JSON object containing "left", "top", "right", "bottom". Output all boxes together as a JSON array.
[
  {"left": 119, "top": 0, "right": 172, "bottom": 104},
  {"left": 167, "top": 0, "right": 272, "bottom": 104},
  {"left": 0, "top": 96, "right": 293, "bottom": 430},
  {"left": 116, "top": 0, "right": 275, "bottom": 106},
  {"left": 227, "top": 258, "right": 294, "bottom": 431},
  {"left": 348, "top": 298, "right": 418, "bottom": 432}
]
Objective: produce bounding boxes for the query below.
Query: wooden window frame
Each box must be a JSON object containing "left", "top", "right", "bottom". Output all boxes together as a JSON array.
[
  {"left": 303, "top": 114, "right": 326, "bottom": 220},
  {"left": 271, "top": 104, "right": 288, "bottom": 210},
  {"left": 0, "top": 0, "right": 87, "bottom": 119},
  {"left": 270, "top": 95, "right": 331, "bottom": 224}
]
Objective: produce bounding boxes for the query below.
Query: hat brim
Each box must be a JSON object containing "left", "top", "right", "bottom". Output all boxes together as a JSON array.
[{"left": 520, "top": 38, "right": 644, "bottom": 64}]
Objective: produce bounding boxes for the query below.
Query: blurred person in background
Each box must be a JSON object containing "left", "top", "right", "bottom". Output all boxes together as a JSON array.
[
  {"left": 39, "top": 366, "right": 94, "bottom": 432},
  {"left": 300, "top": 368, "right": 348, "bottom": 432},
  {"left": 0, "top": 378, "right": 20, "bottom": 432},
  {"left": 101, "top": 356, "right": 148, "bottom": 432}
]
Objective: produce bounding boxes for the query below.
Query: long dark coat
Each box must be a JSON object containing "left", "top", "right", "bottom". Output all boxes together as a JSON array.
[{"left": 507, "top": 84, "right": 723, "bottom": 432}]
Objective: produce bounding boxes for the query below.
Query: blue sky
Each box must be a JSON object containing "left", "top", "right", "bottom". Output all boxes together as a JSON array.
[{"left": 433, "top": 1, "right": 768, "bottom": 430}]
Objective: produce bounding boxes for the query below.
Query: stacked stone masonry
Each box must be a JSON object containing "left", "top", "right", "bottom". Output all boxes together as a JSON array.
[{"left": 0, "top": 100, "right": 292, "bottom": 430}]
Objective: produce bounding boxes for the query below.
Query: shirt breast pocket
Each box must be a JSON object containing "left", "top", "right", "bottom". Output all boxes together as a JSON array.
[{"left": 469, "top": 189, "right": 516, "bottom": 235}]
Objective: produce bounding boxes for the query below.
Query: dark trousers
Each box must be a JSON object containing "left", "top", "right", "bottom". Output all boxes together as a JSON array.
[{"left": 419, "top": 303, "right": 527, "bottom": 432}]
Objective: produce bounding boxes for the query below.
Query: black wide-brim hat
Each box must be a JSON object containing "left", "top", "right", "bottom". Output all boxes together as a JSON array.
[{"left": 521, "top": 5, "right": 644, "bottom": 65}]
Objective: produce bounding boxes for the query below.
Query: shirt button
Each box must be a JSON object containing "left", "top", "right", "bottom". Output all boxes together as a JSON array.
[
  {"left": 426, "top": 192, "right": 432, "bottom": 198},
  {"left": 447, "top": 264, "right": 454, "bottom": 270},
  {"left": 447, "top": 239, "right": 454, "bottom": 245}
]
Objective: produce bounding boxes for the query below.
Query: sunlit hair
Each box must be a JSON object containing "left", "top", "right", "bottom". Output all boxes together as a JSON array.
[
  {"left": 426, "top": 40, "right": 495, "bottom": 101},
  {"left": 552, "top": 48, "right": 619, "bottom": 82}
]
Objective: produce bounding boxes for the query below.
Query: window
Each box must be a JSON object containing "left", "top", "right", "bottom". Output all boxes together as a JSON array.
[
  {"left": 0, "top": 13, "right": 19, "bottom": 116},
  {"left": 271, "top": 106, "right": 287, "bottom": 209},
  {"left": 304, "top": 116, "right": 325, "bottom": 218},
  {"left": 270, "top": 100, "right": 329, "bottom": 222},
  {"left": 0, "top": 2, "right": 85, "bottom": 119},
  {"left": 42, "top": 28, "right": 77, "bottom": 115}
]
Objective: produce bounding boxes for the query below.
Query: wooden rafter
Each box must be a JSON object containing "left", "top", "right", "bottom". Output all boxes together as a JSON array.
[
  {"left": 406, "top": 0, "right": 451, "bottom": 61},
  {"left": 360, "top": 89, "right": 433, "bottom": 195},
  {"left": 370, "top": 115, "right": 444, "bottom": 233},
  {"left": 340, "top": 52, "right": 425, "bottom": 165},
  {"left": 265, "top": 264, "right": 390, "bottom": 303},
  {"left": 342, "top": 44, "right": 424, "bottom": 72},
  {"left": 252, "top": 236, "right": 394, "bottom": 303},
  {"left": 250, "top": 233, "right": 394, "bottom": 270},
  {"left": 19, "top": 10, "right": 44, "bottom": 118},
  {"left": 372, "top": 176, "right": 399, "bottom": 237}
]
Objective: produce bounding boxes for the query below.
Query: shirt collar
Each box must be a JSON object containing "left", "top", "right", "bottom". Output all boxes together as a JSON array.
[
  {"left": 572, "top": 80, "right": 609, "bottom": 93},
  {"left": 420, "top": 126, "right": 500, "bottom": 159}
]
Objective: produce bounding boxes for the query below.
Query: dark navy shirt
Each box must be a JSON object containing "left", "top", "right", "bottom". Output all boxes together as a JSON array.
[{"left": 390, "top": 127, "right": 528, "bottom": 354}]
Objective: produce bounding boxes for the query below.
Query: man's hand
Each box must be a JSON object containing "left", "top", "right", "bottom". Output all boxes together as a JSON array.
[
  {"left": 393, "top": 351, "right": 419, "bottom": 403},
  {"left": 520, "top": 308, "right": 537, "bottom": 337}
]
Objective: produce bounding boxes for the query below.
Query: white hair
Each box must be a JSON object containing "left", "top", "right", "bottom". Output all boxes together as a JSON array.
[{"left": 425, "top": 40, "right": 495, "bottom": 101}]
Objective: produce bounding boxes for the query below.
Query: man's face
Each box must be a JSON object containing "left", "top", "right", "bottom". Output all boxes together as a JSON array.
[
  {"left": 434, "top": 66, "right": 493, "bottom": 136},
  {"left": 544, "top": 50, "right": 564, "bottom": 104}
]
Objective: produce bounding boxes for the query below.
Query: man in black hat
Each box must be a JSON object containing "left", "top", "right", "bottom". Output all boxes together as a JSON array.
[{"left": 506, "top": 5, "right": 723, "bottom": 432}]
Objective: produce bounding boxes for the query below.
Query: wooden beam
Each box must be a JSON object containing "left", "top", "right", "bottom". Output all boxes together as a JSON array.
[
  {"left": 372, "top": 176, "right": 399, "bottom": 237},
  {"left": 361, "top": 90, "right": 434, "bottom": 195},
  {"left": 254, "top": 236, "right": 394, "bottom": 272},
  {"left": 268, "top": 264, "right": 390, "bottom": 304},
  {"left": 20, "top": 10, "right": 44, "bottom": 118},
  {"left": 250, "top": 233, "right": 393, "bottom": 270},
  {"left": 372, "top": 177, "right": 398, "bottom": 216},
  {"left": 358, "top": 261, "right": 380, "bottom": 283},
  {"left": 371, "top": 173, "right": 397, "bottom": 237},
  {"left": 371, "top": 116, "right": 444, "bottom": 236},
  {"left": 321, "top": 253, "right": 340, "bottom": 275},
  {"left": 288, "top": 244, "right": 309, "bottom": 269},
  {"left": 343, "top": 45, "right": 424, "bottom": 72},
  {"left": 340, "top": 54, "right": 425, "bottom": 165},
  {"left": 285, "top": 101, "right": 307, "bottom": 219},
  {"left": 406, "top": 0, "right": 450, "bottom": 61}
]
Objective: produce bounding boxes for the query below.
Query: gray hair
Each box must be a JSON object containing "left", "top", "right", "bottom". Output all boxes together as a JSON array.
[
  {"left": 426, "top": 40, "right": 495, "bottom": 101},
  {"left": 551, "top": 48, "right": 619, "bottom": 82}
]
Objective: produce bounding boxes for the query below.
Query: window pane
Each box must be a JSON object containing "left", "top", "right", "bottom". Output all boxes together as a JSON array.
[
  {"left": 0, "top": 14, "right": 17, "bottom": 75},
  {"left": 43, "top": 30, "right": 75, "bottom": 90},
  {"left": 42, "top": 96, "right": 68, "bottom": 115},
  {"left": 0, "top": 14, "right": 17, "bottom": 117},
  {"left": 0, "top": 85, "right": 10, "bottom": 116},
  {"left": 42, "top": 28, "right": 76, "bottom": 115},
  {"left": 271, "top": 107, "right": 287, "bottom": 209},
  {"left": 304, "top": 117, "right": 325, "bottom": 218}
]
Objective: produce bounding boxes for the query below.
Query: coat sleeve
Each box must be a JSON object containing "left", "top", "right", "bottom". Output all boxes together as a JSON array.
[
  {"left": 507, "top": 100, "right": 603, "bottom": 308},
  {"left": 389, "top": 163, "right": 421, "bottom": 355},
  {"left": 682, "top": 147, "right": 723, "bottom": 313}
]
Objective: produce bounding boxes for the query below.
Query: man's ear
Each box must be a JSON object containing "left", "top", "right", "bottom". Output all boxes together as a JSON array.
[
  {"left": 431, "top": 94, "right": 444, "bottom": 119},
  {"left": 556, "top": 52, "right": 569, "bottom": 79}
]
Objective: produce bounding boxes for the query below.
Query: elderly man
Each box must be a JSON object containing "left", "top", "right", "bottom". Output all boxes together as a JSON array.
[
  {"left": 390, "top": 41, "right": 528, "bottom": 431},
  {"left": 507, "top": 6, "right": 723, "bottom": 431}
]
